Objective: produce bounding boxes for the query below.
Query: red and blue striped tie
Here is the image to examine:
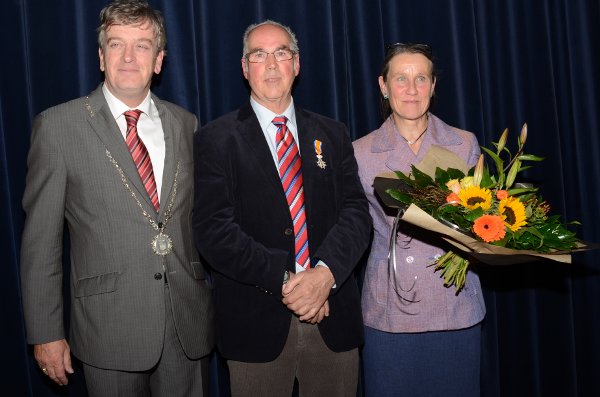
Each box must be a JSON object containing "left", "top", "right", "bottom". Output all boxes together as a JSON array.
[
  {"left": 124, "top": 110, "right": 160, "bottom": 212},
  {"left": 273, "top": 116, "right": 310, "bottom": 269}
]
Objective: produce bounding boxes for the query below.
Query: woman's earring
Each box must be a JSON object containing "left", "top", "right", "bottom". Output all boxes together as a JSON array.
[{"left": 383, "top": 94, "right": 389, "bottom": 99}]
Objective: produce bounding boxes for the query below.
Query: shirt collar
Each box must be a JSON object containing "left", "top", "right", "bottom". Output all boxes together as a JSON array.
[
  {"left": 102, "top": 83, "right": 155, "bottom": 121},
  {"left": 250, "top": 96, "right": 298, "bottom": 132}
]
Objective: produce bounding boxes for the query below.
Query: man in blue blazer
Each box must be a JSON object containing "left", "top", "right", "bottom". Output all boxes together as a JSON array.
[{"left": 193, "top": 20, "right": 371, "bottom": 397}]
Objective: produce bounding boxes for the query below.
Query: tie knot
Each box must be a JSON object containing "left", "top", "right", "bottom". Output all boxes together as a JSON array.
[
  {"left": 124, "top": 109, "right": 142, "bottom": 127},
  {"left": 272, "top": 115, "right": 288, "bottom": 127}
]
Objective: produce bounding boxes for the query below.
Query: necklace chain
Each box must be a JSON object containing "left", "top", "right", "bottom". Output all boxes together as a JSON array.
[
  {"left": 105, "top": 149, "right": 180, "bottom": 232},
  {"left": 401, "top": 125, "right": 428, "bottom": 145}
]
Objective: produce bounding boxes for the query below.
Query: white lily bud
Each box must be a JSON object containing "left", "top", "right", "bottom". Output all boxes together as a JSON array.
[
  {"left": 473, "top": 154, "right": 484, "bottom": 187},
  {"left": 497, "top": 128, "right": 508, "bottom": 154},
  {"left": 519, "top": 123, "right": 528, "bottom": 147}
]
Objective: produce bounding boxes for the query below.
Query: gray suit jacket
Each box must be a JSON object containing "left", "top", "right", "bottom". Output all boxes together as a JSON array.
[{"left": 20, "top": 85, "right": 214, "bottom": 371}]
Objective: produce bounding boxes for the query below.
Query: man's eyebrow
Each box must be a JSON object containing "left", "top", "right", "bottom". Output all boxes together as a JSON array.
[
  {"left": 248, "top": 45, "right": 291, "bottom": 52},
  {"left": 106, "top": 37, "right": 154, "bottom": 43}
]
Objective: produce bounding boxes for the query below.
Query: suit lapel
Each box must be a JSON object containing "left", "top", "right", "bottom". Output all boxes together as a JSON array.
[
  {"left": 154, "top": 96, "right": 179, "bottom": 217},
  {"left": 237, "top": 103, "right": 286, "bottom": 194},
  {"left": 369, "top": 117, "right": 417, "bottom": 172},
  {"left": 295, "top": 108, "right": 319, "bottom": 204},
  {"left": 84, "top": 85, "right": 156, "bottom": 212}
]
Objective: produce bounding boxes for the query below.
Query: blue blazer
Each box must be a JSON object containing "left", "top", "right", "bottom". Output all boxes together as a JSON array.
[{"left": 193, "top": 102, "right": 371, "bottom": 362}]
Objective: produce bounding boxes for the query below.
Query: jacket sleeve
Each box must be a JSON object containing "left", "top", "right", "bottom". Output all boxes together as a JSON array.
[{"left": 20, "top": 112, "right": 67, "bottom": 344}]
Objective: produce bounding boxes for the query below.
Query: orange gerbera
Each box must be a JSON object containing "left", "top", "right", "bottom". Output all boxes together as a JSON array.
[{"left": 473, "top": 214, "right": 506, "bottom": 242}]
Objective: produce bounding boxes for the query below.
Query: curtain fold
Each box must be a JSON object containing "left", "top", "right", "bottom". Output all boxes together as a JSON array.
[{"left": 2, "top": 0, "right": 599, "bottom": 396}]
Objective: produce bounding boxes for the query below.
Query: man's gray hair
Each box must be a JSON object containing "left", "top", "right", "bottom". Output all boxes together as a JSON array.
[{"left": 242, "top": 20, "right": 299, "bottom": 57}]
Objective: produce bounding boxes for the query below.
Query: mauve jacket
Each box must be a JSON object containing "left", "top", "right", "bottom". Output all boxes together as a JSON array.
[{"left": 353, "top": 114, "right": 486, "bottom": 333}]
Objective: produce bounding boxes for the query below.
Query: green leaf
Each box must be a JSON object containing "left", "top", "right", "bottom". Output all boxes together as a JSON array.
[
  {"left": 446, "top": 168, "right": 466, "bottom": 180},
  {"left": 434, "top": 167, "right": 451, "bottom": 186},
  {"left": 517, "top": 165, "right": 534, "bottom": 172},
  {"left": 505, "top": 159, "right": 521, "bottom": 188},
  {"left": 410, "top": 165, "right": 434, "bottom": 187},
  {"left": 480, "top": 166, "right": 496, "bottom": 188},
  {"left": 465, "top": 207, "right": 484, "bottom": 221},
  {"left": 385, "top": 189, "right": 412, "bottom": 205},
  {"left": 481, "top": 146, "right": 505, "bottom": 182},
  {"left": 394, "top": 171, "right": 413, "bottom": 183},
  {"left": 507, "top": 187, "right": 538, "bottom": 196},
  {"left": 519, "top": 154, "right": 544, "bottom": 162}
]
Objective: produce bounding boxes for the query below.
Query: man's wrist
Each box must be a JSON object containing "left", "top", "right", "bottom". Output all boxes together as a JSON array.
[{"left": 315, "top": 261, "right": 336, "bottom": 289}]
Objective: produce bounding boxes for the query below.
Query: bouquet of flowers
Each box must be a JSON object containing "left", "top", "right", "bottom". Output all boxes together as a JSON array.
[{"left": 384, "top": 124, "right": 581, "bottom": 293}]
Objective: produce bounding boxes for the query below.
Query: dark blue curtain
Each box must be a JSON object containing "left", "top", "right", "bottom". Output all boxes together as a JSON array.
[{"left": 2, "top": 0, "right": 600, "bottom": 396}]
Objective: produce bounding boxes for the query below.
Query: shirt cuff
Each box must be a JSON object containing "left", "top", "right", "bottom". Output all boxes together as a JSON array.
[{"left": 315, "top": 260, "right": 336, "bottom": 289}]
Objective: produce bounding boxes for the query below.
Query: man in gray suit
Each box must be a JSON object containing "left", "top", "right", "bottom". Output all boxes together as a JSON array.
[{"left": 20, "top": 1, "right": 213, "bottom": 396}]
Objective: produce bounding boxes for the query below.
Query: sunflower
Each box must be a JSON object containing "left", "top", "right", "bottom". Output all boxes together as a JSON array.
[
  {"left": 458, "top": 186, "right": 492, "bottom": 211},
  {"left": 499, "top": 197, "right": 527, "bottom": 231},
  {"left": 473, "top": 214, "right": 506, "bottom": 242}
]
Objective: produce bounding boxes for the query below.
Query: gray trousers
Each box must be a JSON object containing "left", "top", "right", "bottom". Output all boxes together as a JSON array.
[
  {"left": 228, "top": 316, "right": 358, "bottom": 397},
  {"left": 82, "top": 284, "right": 208, "bottom": 397}
]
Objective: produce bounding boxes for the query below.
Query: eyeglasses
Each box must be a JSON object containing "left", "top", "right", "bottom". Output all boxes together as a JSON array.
[{"left": 245, "top": 48, "right": 296, "bottom": 63}]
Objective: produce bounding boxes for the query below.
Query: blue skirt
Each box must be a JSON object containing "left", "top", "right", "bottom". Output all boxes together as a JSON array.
[{"left": 361, "top": 324, "right": 481, "bottom": 397}]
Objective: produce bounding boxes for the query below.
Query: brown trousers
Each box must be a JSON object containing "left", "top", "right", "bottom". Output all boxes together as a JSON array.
[{"left": 228, "top": 316, "right": 358, "bottom": 397}]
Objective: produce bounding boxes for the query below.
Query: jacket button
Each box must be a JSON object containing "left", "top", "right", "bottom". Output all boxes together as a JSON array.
[
  {"left": 284, "top": 228, "right": 293, "bottom": 236},
  {"left": 154, "top": 273, "right": 163, "bottom": 280}
]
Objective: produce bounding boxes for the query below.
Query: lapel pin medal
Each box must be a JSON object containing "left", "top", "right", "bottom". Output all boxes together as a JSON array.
[{"left": 314, "top": 139, "right": 327, "bottom": 169}]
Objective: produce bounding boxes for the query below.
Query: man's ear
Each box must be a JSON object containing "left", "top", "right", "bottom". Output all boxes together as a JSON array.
[
  {"left": 241, "top": 57, "right": 249, "bottom": 79},
  {"left": 99, "top": 48, "right": 105, "bottom": 72},
  {"left": 154, "top": 50, "right": 165, "bottom": 74}
]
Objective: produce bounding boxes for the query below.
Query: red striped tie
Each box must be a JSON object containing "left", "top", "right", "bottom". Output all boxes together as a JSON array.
[
  {"left": 124, "top": 110, "right": 160, "bottom": 212},
  {"left": 273, "top": 116, "right": 310, "bottom": 269}
]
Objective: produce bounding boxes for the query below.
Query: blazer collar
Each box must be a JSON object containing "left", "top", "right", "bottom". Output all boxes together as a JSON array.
[
  {"left": 237, "top": 101, "right": 283, "bottom": 185},
  {"left": 294, "top": 106, "right": 319, "bottom": 163},
  {"left": 371, "top": 114, "right": 463, "bottom": 153},
  {"left": 371, "top": 114, "right": 465, "bottom": 172}
]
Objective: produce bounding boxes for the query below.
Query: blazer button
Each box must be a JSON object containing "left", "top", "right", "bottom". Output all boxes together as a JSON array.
[
  {"left": 284, "top": 228, "right": 293, "bottom": 236},
  {"left": 154, "top": 273, "right": 163, "bottom": 280}
]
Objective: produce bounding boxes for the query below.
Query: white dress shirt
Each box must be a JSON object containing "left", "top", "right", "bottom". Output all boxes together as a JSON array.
[
  {"left": 102, "top": 84, "right": 166, "bottom": 200},
  {"left": 250, "top": 96, "right": 301, "bottom": 166}
]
